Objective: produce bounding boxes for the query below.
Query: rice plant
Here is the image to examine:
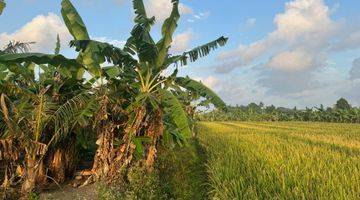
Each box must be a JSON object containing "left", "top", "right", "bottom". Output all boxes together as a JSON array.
[{"left": 198, "top": 122, "right": 360, "bottom": 200}]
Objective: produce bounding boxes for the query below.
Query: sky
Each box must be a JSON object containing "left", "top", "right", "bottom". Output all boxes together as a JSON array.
[{"left": 0, "top": 0, "right": 360, "bottom": 108}]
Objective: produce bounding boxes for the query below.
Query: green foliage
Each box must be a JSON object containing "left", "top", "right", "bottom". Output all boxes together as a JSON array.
[
  {"left": 132, "top": 0, "right": 153, "bottom": 26},
  {"left": 55, "top": 34, "right": 61, "bottom": 55},
  {"left": 61, "top": 0, "right": 102, "bottom": 77},
  {"left": 0, "top": 53, "right": 81, "bottom": 68},
  {"left": 176, "top": 77, "right": 226, "bottom": 110},
  {"left": 61, "top": 0, "right": 89, "bottom": 40},
  {"left": 28, "top": 192, "right": 40, "bottom": 200},
  {"left": 176, "top": 36, "right": 228, "bottom": 66},
  {"left": 70, "top": 40, "right": 137, "bottom": 68},
  {"left": 97, "top": 166, "right": 162, "bottom": 200},
  {"left": 336, "top": 97, "right": 352, "bottom": 110},
  {"left": 156, "top": 0, "right": 180, "bottom": 68},
  {"left": 51, "top": 93, "right": 98, "bottom": 143},
  {"left": 199, "top": 99, "right": 360, "bottom": 123},
  {"left": 0, "top": 0, "right": 5, "bottom": 15},
  {"left": 157, "top": 140, "right": 209, "bottom": 200},
  {"left": 160, "top": 89, "right": 192, "bottom": 138},
  {"left": 0, "top": 0, "right": 227, "bottom": 196}
]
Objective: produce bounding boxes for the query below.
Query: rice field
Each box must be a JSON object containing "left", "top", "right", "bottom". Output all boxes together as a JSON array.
[{"left": 197, "top": 122, "right": 360, "bottom": 200}]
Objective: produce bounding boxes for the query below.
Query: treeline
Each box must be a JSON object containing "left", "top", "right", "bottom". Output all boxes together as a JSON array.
[{"left": 198, "top": 98, "right": 360, "bottom": 123}]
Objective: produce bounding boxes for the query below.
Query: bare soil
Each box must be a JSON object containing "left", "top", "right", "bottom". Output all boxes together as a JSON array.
[{"left": 40, "top": 184, "right": 98, "bottom": 200}]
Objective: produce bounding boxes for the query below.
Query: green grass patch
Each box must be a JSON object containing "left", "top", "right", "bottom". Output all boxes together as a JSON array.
[
  {"left": 97, "top": 139, "right": 210, "bottom": 200},
  {"left": 156, "top": 139, "right": 210, "bottom": 199}
]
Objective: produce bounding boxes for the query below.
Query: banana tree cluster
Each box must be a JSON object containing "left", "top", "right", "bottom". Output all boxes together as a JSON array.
[{"left": 0, "top": 0, "right": 227, "bottom": 196}]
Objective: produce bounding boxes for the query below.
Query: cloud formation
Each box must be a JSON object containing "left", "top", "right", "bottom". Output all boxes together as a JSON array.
[
  {"left": 208, "top": 0, "right": 360, "bottom": 107},
  {"left": 218, "top": 0, "right": 340, "bottom": 73},
  {"left": 145, "top": 0, "right": 192, "bottom": 22},
  {"left": 194, "top": 76, "right": 219, "bottom": 90},
  {"left": 93, "top": 36, "right": 126, "bottom": 48},
  {"left": 0, "top": 13, "right": 71, "bottom": 53},
  {"left": 170, "top": 29, "right": 195, "bottom": 53}
]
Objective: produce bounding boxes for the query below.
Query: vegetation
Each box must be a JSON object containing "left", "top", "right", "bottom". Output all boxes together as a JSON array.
[
  {"left": 199, "top": 98, "right": 360, "bottom": 123},
  {"left": 96, "top": 140, "right": 209, "bottom": 200},
  {"left": 0, "top": 0, "right": 227, "bottom": 197},
  {"left": 197, "top": 121, "right": 360, "bottom": 199},
  {"left": 1, "top": 0, "right": 358, "bottom": 199}
]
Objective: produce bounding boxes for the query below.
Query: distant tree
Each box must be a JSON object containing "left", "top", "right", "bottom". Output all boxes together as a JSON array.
[
  {"left": 248, "top": 103, "right": 261, "bottom": 113},
  {"left": 259, "top": 102, "right": 264, "bottom": 109},
  {"left": 335, "top": 98, "right": 352, "bottom": 110},
  {"left": 266, "top": 105, "right": 276, "bottom": 113},
  {"left": 326, "top": 107, "right": 332, "bottom": 112}
]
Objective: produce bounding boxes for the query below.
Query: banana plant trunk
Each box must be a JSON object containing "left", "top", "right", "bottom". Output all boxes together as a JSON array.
[
  {"left": 47, "top": 136, "right": 77, "bottom": 183},
  {"left": 90, "top": 106, "right": 146, "bottom": 182},
  {"left": 91, "top": 122, "right": 116, "bottom": 179},
  {"left": 144, "top": 110, "right": 164, "bottom": 172},
  {"left": 21, "top": 156, "right": 37, "bottom": 194}
]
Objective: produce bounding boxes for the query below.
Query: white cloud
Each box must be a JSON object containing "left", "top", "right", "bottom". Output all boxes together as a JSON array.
[
  {"left": 0, "top": 13, "right": 71, "bottom": 53},
  {"left": 267, "top": 50, "right": 320, "bottom": 71},
  {"left": 209, "top": 0, "right": 360, "bottom": 107},
  {"left": 145, "top": 0, "right": 192, "bottom": 22},
  {"left": 92, "top": 36, "right": 126, "bottom": 48},
  {"left": 272, "top": 0, "right": 334, "bottom": 41},
  {"left": 217, "top": 0, "right": 340, "bottom": 73},
  {"left": 331, "top": 29, "right": 360, "bottom": 51},
  {"left": 170, "top": 30, "right": 195, "bottom": 53},
  {"left": 187, "top": 11, "right": 210, "bottom": 23},
  {"left": 195, "top": 76, "right": 219, "bottom": 89}
]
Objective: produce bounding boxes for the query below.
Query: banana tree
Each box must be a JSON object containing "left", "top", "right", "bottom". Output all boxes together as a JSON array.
[
  {"left": 0, "top": 70, "right": 97, "bottom": 194},
  {"left": 66, "top": 0, "right": 227, "bottom": 182},
  {"left": 0, "top": 39, "right": 98, "bottom": 194}
]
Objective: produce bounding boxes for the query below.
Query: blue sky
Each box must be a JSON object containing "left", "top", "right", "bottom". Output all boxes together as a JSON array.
[{"left": 1, "top": 0, "right": 360, "bottom": 108}]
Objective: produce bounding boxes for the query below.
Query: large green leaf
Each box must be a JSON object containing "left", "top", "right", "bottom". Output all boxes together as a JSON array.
[
  {"left": 175, "top": 77, "right": 227, "bottom": 110},
  {"left": 130, "top": 24, "right": 158, "bottom": 63},
  {"left": 156, "top": 0, "right": 180, "bottom": 69},
  {"left": 171, "top": 36, "right": 228, "bottom": 66},
  {"left": 124, "top": 0, "right": 157, "bottom": 64},
  {"left": 132, "top": 0, "right": 153, "bottom": 25},
  {"left": 61, "top": 0, "right": 102, "bottom": 77},
  {"left": 70, "top": 40, "right": 137, "bottom": 68},
  {"left": 50, "top": 93, "right": 98, "bottom": 143},
  {"left": 55, "top": 34, "right": 61, "bottom": 55},
  {"left": 0, "top": 53, "right": 82, "bottom": 68},
  {"left": 0, "top": 0, "right": 5, "bottom": 15},
  {"left": 103, "top": 66, "right": 120, "bottom": 79},
  {"left": 61, "top": 0, "right": 89, "bottom": 40},
  {"left": 159, "top": 89, "right": 191, "bottom": 138}
]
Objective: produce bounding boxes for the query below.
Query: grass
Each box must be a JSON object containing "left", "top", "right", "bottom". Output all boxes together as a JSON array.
[
  {"left": 96, "top": 139, "right": 210, "bottom": 200},
  {"left": 156, "top": 140, "right": 210, "bottom": 199},
  {"left": 197, "top": 121, "right": 360, "bottom": 200}
]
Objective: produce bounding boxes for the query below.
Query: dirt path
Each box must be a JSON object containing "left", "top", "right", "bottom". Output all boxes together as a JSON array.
[{"left": 40, "top": 184, "right": 98, "bottom": 200}]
